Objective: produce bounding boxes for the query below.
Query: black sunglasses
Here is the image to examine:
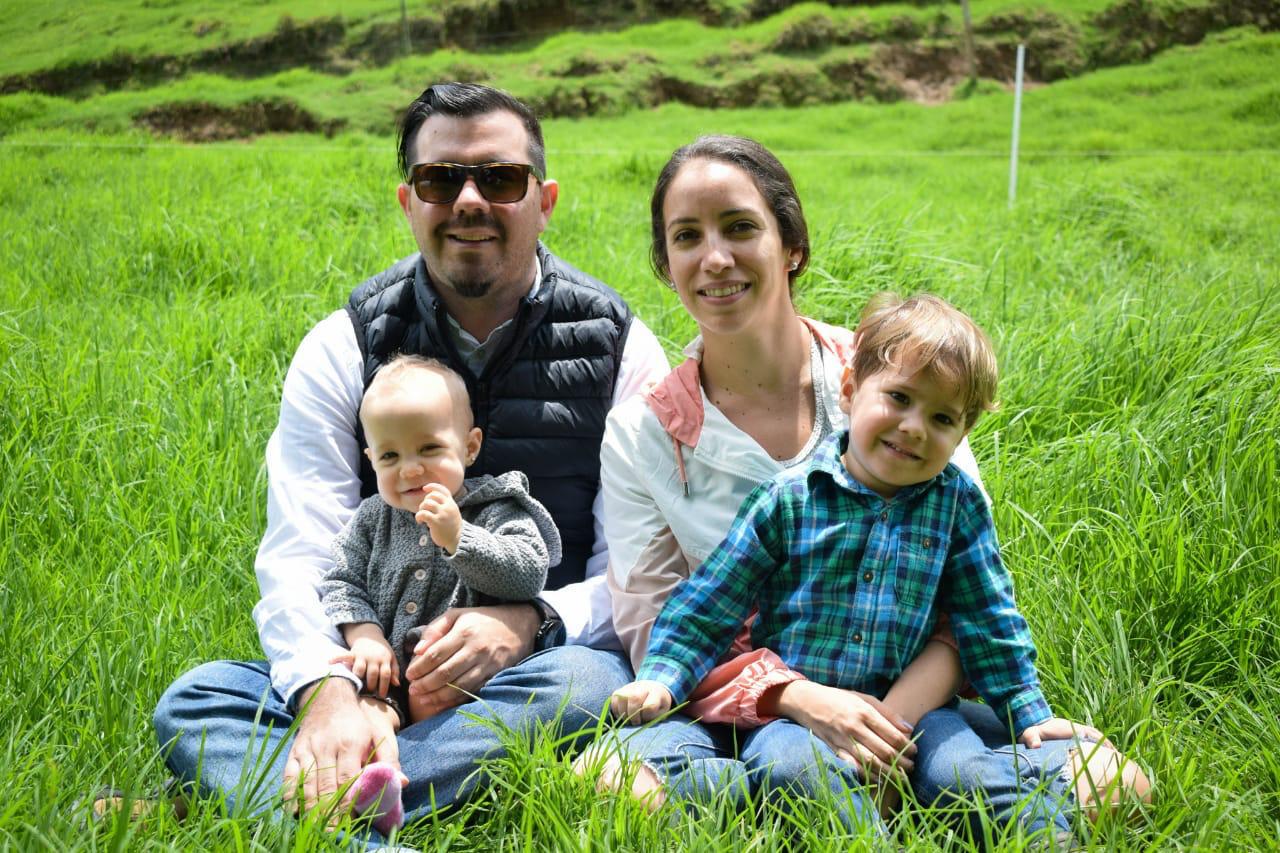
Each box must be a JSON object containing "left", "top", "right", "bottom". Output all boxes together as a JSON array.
[{"left": 407, "top": 161, "right": 542, "bottom": 205}]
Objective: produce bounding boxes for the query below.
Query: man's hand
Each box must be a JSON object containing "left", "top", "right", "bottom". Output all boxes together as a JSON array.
[
  {"left": 609, "top": 680, "right": 672, "bottom": 723},
  {"left": 1019, "top": 717, "right": 1108, "bottom": 749},
  {"left": 333, "top": 623, "right": 400, "bottom": 698},
  {"left": 282, "top": 678, "right": 401, "bottom": 822},
  {"left": 415, "top": 483, "right": 463, "bottom": 554},
  {"left": 766, "top": 680, "right": 917, "bottom": 780},
  {"left": 403, "top": 603, "right": 540, "bottom": 717}
]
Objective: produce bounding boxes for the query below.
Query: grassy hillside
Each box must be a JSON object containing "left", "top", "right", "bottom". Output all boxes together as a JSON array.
[
  {"left": 0, "top": 19, "right": 1278, "bottom": 853},
  {"left": 2, "top": 0, "right": 1277, "bottom": 139}
]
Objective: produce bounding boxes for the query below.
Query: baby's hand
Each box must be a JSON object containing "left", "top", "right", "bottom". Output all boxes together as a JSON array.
[
  {"left": 415, "top": 483, "right": 462, "bottom": 554},
  {"left": 332, "top": 632, "right": 401, "bottom": 698},
  {"left": 1019, "top": 717, "right": 1107, "bottom": 749},
  {"left": 609, "top": 680, "right": 673, "bottom": 723}
]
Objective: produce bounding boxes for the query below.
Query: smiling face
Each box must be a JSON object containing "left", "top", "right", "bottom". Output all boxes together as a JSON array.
[
  {"left": 361, "top": 367, "right": 483, "bottom": 512},
  {"left": 660, "top": 158, "right": 803, "bottom": 338},
  {"left": 838, "top": 363, "right": 971, "bottom": 499},
  {"left": 396, "top": 109, "right": 558, "bottom": 308}
]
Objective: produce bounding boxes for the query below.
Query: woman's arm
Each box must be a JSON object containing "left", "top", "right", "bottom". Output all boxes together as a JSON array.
[
  {"left": 751, "top": 630, "right": 964, "bottom": 778},
  {"left": 882, "top": 637, "right": 965, "bottom": 726}
]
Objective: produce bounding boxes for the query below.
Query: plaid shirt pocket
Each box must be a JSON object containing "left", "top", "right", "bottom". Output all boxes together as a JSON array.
[{"left": 894, "top": 530, "right": 949, "bottom": 609}]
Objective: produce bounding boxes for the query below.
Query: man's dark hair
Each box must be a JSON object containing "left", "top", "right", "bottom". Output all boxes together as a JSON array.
[
  {"left": 397, "top": 82, "right": 546, "bottom": 180},
  {"left": 649, "top": 135, "right": 810, "bottom": 290}
]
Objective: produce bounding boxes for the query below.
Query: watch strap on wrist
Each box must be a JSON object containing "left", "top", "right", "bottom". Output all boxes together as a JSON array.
[
  {"left": 360, "top": 691, "right": 408, "bottom": 729},
  {"left": 530, "top": 598, "right": 565, "bottom": 651}
]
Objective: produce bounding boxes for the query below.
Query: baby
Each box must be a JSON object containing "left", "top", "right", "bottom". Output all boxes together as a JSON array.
[
  {"left": 318, "top": 353, "right": 559, "bottom": 834},
  {"left": 613, "top": 293, "right": 1099, "bottom": 839}
]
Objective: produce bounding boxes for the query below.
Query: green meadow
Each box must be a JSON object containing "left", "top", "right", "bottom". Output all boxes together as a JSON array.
[{"left": 1, "top": 17, "right": 1278, "bottom": 852}]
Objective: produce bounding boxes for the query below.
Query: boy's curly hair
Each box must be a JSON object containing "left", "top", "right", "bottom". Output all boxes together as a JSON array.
[{"left": 851, "top": 293, "right": 999, "bottom": 429}]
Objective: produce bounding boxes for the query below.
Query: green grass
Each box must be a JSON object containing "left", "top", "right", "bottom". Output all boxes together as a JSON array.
[{"left": 1, "top": 24, "right": 1278, "bottom": 852}]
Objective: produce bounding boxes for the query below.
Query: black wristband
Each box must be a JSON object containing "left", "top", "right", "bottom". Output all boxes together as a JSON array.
[
  {"left": 361, "top": 691, "right": 408, "bottom": 729},
  {"left": 530, "top": 598, "right": 565, "bottom": 651}
]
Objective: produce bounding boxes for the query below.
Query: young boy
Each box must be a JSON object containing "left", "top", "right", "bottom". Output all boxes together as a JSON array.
[
  {"left": 611, "top": 293, "right": 1097, "bottom": 839},
  {"left": 318, "top": 354, "right": 559, "bottom": 834}
]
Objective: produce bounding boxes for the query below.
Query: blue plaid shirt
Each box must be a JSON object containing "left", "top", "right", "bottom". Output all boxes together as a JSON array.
[{"left": 637, "top": 431, "right": 1052, "bottom": 735}]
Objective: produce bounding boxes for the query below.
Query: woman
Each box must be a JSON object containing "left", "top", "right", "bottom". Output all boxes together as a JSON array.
[{"left": 593, "top": 135, "right": 1149, "bottom": 835}]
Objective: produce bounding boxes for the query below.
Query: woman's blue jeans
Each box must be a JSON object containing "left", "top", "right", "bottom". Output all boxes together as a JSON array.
[
  {"left": 606, "top": 699, "right": 1091, "bottom": 841},
  {"left": 152, "top": 646, "right": 631, "bottom": 839},
  {"left": 601, "top": 715, "right": 881, "bottom": 832},
  {"left": 911, "top": 699, "right": 1091, "bottom": 840}
]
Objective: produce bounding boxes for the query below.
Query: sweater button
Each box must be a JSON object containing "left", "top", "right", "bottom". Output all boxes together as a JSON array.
[
  {"left": 405, "top": 602, "right": 418, "bottom": 614},
  {"left": 419, "top": 535, "right": 429, "bottom": 547},
  {"left": 414, "top": 569, "right": 427, "bottom": 581}
]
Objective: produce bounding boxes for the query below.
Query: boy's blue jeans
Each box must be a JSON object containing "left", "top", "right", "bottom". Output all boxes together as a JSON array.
[
  {"left": 152, "top": 646, "right": 630, "bottom": 836},
  {"left": 606, "top": 699, "right": 1089, "bottom": 838}
]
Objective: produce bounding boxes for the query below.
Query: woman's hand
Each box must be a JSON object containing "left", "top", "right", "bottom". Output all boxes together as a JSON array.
[
  {"left": 767, "top": 680, "right": 917, "bottom": 779},
  {"left": 610, "top": 680, "right": 673, "bottom": 723}
]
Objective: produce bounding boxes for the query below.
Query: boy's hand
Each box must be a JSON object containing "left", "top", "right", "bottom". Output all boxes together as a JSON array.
[
  {"left": 1019, "top": 717, "right": 1108, "bottom": 749},
  {"left": 610, "top": 680, "right": 673, "bottom": 723},
  {"left": 415, "top": 484, "right": 462, "bottom": 553},
  {"left": 333, "top": 624, "right": 400, "bottom": 698}
]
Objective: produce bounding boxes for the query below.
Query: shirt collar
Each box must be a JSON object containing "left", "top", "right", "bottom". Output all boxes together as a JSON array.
[
  {"left": 809, "top": 430, "right": 949, "bottom": 504},
  {"left": 444, "top": 256, "right": 542, "bottom": 348}
]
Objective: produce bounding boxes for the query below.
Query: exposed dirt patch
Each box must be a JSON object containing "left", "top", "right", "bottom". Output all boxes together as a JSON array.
[
  {"left": 134, "top": 98, "right": 345, "bottom": 142},
  {"left": 555, "top": 52, "right": 653, "bottom": 78},
  {"left": 1089, "top": 0, "right": 1280, "bottom": 65}
]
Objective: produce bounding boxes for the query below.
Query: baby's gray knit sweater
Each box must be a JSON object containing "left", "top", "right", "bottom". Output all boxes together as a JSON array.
[{"left": 319, "top": 471, "right": 560, "bottom": 670}]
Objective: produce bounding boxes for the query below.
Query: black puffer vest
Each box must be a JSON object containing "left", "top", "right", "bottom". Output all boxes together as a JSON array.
[{"left": 345, "top": 244, "right": 633, "bottom": 588}]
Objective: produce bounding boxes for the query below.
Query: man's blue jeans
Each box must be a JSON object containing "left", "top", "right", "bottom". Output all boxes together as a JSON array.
[{"left": 153, "top": 646, "right": 631, "bottom": 829}]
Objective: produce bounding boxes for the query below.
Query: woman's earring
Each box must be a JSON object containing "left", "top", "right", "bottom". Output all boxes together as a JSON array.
[{"left": 788, "top": 261, "right": 799, "bottom": 271}]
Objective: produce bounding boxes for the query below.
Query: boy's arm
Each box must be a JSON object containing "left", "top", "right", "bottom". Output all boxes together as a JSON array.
[
  {"left": 444, "top": 494, "right": 556, "bottom": 601},
  {"left": 317, "top": 501, "right": 383, "bottom": 631},
  {"left": 942, "top": 483, "right": 1052, "bottom": 735},
  {"left": 637, "top": 481, "right": 791, "bottom": 703}
]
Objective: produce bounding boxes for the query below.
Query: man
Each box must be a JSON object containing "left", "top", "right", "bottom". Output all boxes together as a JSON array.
[{"left": 152, "top": 83, "right": 669, "bottom": 828}]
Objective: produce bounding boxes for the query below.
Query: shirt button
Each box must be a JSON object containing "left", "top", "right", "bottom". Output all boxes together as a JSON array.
[
  {"left": 419, "top": 534, "right": 429, "bottom": 547},
  {"left": 853, "top": 632, "right": 864, "bottom": 643},
  {"left": 414, "top": 569, "right": 427, "bottom": 581},
  {"left": 879, "top": 511, "right": 888, "bottom": 521},
  {"left": 862, "top": 571, "right": 873, "bottom": 582},
  {"left": 405, "top": 602, "right": 418, "bottom": 615}
]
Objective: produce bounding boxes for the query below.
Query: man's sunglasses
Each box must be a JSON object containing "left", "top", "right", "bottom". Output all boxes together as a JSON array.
[{"left": 407, "top": 161, "right": 542, "bottom": 205}]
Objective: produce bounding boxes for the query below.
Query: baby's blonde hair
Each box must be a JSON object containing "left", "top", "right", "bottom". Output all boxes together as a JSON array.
[
  {"left": 851, "top": 293, "right": 999, "bottom": 429},
  {"left": 361, "top": 354, "right": 474, "bottom": 429}
]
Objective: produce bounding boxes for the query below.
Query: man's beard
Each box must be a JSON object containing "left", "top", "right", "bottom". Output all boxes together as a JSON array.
[{"left": 450, "top": 276, "right": 494, "bottom": 299}]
